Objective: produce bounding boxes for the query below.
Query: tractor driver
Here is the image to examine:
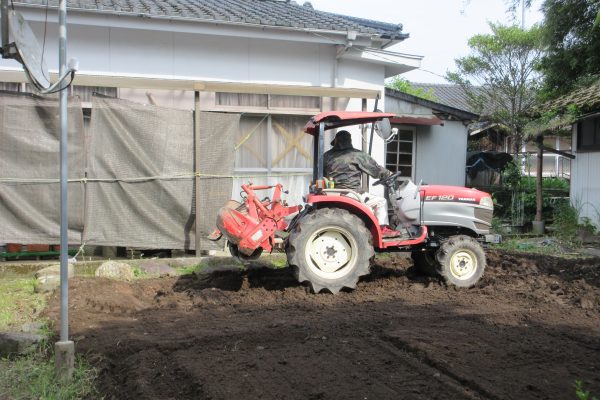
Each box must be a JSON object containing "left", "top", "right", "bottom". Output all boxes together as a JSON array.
[{"left": 324, "top": 130, "right": 402, "bottom": 239}]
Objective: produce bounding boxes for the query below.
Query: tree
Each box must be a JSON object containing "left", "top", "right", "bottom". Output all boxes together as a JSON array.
[
  {"left": 385, "top": 77, "right": 437, "bottom": 102},
  {"left": 447, "top": 23, "right": 544, "bottom": 154},
  {"left": 539, "top": 0, "right": 600, "bottom": 99}
]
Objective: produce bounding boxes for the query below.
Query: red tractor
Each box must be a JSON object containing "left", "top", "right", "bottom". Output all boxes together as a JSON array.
[{"left": 214, "top": 112, "right": 494, "bottom": 293}]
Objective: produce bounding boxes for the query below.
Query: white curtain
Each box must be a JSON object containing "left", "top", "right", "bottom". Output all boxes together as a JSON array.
[
  {"left": 235, "top": 115, "right": 269, "bottom": 169},
  {"left": 216, "top": 93, "right": 268, "bottom": 107},
  {"left": 271, "top": 115, "right": 313, "bottom": 169}
]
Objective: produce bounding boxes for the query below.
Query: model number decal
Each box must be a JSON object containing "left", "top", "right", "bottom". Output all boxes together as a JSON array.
[
  {"left": 424, "top": 195, "right": 478, "bottom": 203},
  {"left": 425, "top": 195, "right": 454, "bottom": 201}
]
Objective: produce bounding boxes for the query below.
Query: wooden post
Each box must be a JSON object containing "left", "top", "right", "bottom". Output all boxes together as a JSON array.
[
  {"left": 361, "top": 98, "right": 368, "bottom": 192},
  {"left": 194, "top": 91, "right": 201, "bottom": 256},
  {"left": 535, "top": 134, "right": 544, "bottom": 222}
]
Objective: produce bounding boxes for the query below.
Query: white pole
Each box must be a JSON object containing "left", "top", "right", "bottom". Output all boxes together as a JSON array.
[{"left": 55, "top": 0, "right": 75, "bottom": 380}]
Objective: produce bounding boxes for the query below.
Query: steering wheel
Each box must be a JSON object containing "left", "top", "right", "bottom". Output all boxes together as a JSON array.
[{"left": 373, "top": 170, "right": 403, "bottom": 186}]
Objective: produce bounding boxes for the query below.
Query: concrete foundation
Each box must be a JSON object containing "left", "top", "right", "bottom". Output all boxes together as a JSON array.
[
  {"left": 55, "top": 340, "right": 75, "bottom": 381},
  {"left": 532, "top": 221, "right": 545, "bottom": 235}
]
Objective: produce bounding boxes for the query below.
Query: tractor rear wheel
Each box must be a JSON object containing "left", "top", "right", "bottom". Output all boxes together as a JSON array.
[
  {"left": 411, "top": 250, "right": 439, "bottom": 276},
  {"left": 286, "top": 208, "right": 373, "bottom": 294},
  {"left": 436, "top": 235, "right": 485, "bottom": 288}
]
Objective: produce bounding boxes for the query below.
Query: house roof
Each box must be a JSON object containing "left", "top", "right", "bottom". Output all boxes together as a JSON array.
[
  {"left": 411, "top": 83, "right": 477, "bottom": 114},
  {"left": 525, "top": 79, "right": 600, "bottom": 136},
  {"left": 15, "top": 0, "right": 408, "bottom": 41},
  {"left": 385, "top": 87, "right": 478, "bottom": 122},
  {"left": 542, "top": 79, "right": 600, "bottom": 114}
]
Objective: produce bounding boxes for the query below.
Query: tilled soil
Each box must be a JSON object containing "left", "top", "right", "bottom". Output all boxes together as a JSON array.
[{"left": 45, "top": 250, "right": 600, "bottom": 400}]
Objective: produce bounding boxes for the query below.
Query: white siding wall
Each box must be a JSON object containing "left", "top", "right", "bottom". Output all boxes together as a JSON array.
[
  {"left": 570, "top": 124, "right": 600, "bottom": 227},
  {"left": 0, "top": 20, "right": 337, "bottom": 87},
  {"left": 0, "top": 9, "right": 392, "bottom": 199},
  {"left": 384, "top": 96, "right": 468, "bottom": 187},
  {"left": 414, "top": 121, "right": 467, "bottom": 186}
]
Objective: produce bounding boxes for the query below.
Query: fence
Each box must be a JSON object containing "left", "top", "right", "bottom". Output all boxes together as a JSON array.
[{"left": 0, "top": 92, "right": 240, "bottom": 250}]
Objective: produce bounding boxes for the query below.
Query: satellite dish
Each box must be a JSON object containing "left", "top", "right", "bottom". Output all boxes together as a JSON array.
[
  {"left": 8, "top": 10, "right": 50, "bottom": 89},
  {"left": 374, "top": 118, "right": 394, "bottom": 142}
]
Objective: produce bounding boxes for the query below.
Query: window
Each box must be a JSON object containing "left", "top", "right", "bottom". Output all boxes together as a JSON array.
[
  {"left": 216, "top": 92, "right": 320, "bottom": 111},
  {"left": 578, "top": 117, "right": 600, "bottom": 151},
  {"left": 234, "top": 114, "right": 313, "bottom": 172},
  {"left": 385, "top": 126, "right": 415, "bottom": 179},
  {"left": 0, "top": 82, "right": 20, "bottom": 91},
  {"left": 216, "top": 93, "right": 268, "bottom": 108}
]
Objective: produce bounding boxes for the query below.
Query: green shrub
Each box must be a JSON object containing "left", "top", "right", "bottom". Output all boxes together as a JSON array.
[
  {"left": 552, "top": 201, "right": 580, "bottom": 242},
  {"left": 519, "top": 177, "right": 570, "bottom": 221},
  {"left": 576, "top": 380, "right": 598, "bottom": 400},
  {"left": 0, "top": 351, "right": 99, "bottom": 399}
]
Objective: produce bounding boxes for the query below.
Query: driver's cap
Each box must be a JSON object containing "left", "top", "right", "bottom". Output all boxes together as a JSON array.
[{"left": 331, "top": 130, "right": 351, "bottom": 146}]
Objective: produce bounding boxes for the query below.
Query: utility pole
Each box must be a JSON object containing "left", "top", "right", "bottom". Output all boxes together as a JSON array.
[
  {"left": 54, "top": 0, "right": 75, "bottom": 380},
  {"left": 0, "top": 0, "right": 75, "bottom": 380}
]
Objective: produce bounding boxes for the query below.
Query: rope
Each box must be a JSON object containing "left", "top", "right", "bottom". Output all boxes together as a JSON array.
[
  {"left": 0, "top": 171, "right": 312, "bottom": 184},
  {"left": 234, "top": 114, "right": 269, "bottom": 150},
  {"left": 70, "top": 242, "right": 86, "bottom": 262}
]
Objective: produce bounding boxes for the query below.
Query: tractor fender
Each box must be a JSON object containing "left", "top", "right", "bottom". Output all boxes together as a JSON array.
[{"left": 306, "top": 194, "right": 383, "bottom": 247}]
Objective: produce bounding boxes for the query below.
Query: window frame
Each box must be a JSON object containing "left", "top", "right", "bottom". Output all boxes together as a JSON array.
[
  {"left": 577, "top": 117, "right": 600, "bottom": 152},
  {"left": 385, "top": 124, "right": 416, "bottom": 181},
  {"left": 234, "top": 113, "right": 314, "bottom": 174},
  {"left": 215, "top": 92, "right": 322, "bottom": 115}
]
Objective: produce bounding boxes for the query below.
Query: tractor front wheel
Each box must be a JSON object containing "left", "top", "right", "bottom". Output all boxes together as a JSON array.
[
  {"left": 286, "top": 208, "right": 374, "bottom": 294},
  {"left": 436, "top": 235, "right": 485, "bottom": 288}
]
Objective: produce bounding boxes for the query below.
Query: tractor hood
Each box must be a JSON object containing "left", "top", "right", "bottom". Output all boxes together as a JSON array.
[
  {"left": 304, "top": 111, "right": 396, "bottom": 135},
  {"left": 421, "top": 185, "right": 490, "bottom": 205}
]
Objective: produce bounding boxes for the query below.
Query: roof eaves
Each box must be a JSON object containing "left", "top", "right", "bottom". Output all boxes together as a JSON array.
[
  {"left": 541, "top": 80, "right": 600, "bottom": 115},
  {"left": 385, "top": 88, "right": 479, "bottom": 121},
  {"left": 10, "top": 3, "right": 345, "bottom": 39},
  {"left": 13, "top": 0, "right": 408, "bottom": 41}
]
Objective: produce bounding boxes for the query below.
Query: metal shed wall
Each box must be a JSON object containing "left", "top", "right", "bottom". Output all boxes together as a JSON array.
[
  {"left": 570, "top": 124, "right": 600, "bottom": 227},
  {"left": 414, "top": 121, "right": 467, "bottom": 186}
]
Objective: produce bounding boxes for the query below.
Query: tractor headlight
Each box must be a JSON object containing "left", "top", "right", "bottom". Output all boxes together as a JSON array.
[{"left": 479, "top": 196, "right": 493, "bottom": 209}]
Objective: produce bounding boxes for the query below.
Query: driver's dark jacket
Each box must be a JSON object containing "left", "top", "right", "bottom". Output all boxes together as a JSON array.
[{"left": 323, "top": 142, "right": 389, "bottom": 193}]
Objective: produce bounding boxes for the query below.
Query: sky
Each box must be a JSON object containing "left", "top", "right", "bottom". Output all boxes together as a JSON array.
[{"left": 309, "top": 0, "right": 544, "bottom": 84}]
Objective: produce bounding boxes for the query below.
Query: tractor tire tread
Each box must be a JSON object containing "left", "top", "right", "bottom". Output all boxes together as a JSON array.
[
  {"left": 435, "top": 235, "right": 486, "bottom": 288},
  {"left": 287, "top": 207, "right": 373, "bottom": 293}
]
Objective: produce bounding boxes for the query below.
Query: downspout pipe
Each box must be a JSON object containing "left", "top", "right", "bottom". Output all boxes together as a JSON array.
[{"left": 1, "top": 0, "right": 10, "bottom": 54}]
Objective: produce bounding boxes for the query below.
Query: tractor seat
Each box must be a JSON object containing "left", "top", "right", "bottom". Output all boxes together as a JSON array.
[{"left": 321, "top": 189, "right": 364, "bottom": 203}]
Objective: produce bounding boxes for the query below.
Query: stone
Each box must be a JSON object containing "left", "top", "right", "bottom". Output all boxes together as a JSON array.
[
  {"left": 95, "top": 261, "right": 134, "bottom": 280},
  {"left": 35, "top": 264, "right": 74, "bottom": 279},
  {"left": 579, "top": 296, "right": 596, "bottom": 310},
  {"left": 0, "top": 332, "right": 44, "bottom": 357},
  {"left": 583, "top": 247, "right": 600, "bottom": 258},
  {"left": 138, "top": 261, "right": 177, "bottom": 277},
  {"left": 21, "top": 322, "right": 45, "bottom": 333},
  {"left": 35, "top": 275, "right": 61, "bottom": 293},
  {"left": 34, "top": 264, "right": 75, "bottom": 293}
]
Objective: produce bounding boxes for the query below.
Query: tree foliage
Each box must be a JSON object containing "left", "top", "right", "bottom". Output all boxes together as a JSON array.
[
  {"left": 385, "top": 77, "right": 438, "bottom": 102},
  {"left": 447, "top": 23, "right": 544, "bottom": 152},
  {"left": 539, "top": 0, "right": 600, "bottom": 99}
]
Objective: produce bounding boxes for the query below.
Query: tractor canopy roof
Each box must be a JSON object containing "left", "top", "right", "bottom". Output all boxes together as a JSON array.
[{"left": 303, "top": 112, "right": 396, "bottom": 135}]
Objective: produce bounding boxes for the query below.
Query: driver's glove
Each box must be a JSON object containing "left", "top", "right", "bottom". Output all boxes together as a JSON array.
[{"left": 378, "top": 170, "right": 393, "bottom": 179}]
